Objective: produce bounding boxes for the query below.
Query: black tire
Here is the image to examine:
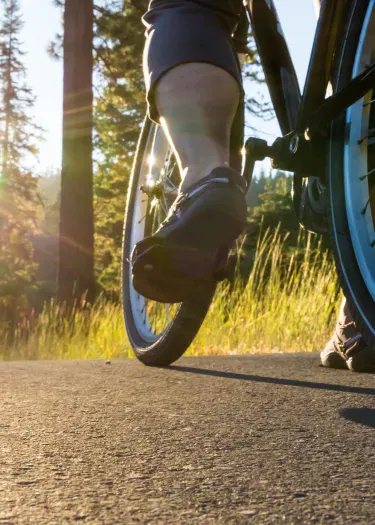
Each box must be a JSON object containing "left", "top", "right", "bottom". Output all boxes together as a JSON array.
[
  {"left": 329, "top": 0, "right": 375, "bottom": 351},
  {"left": 122, "top": 117, "right": 216, "bottom": 367}
]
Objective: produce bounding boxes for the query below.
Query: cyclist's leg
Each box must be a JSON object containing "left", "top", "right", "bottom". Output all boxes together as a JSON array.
[
  {"left": 143, "top": 0, "right": 244, "bottom": 191},
  {"left": 132, "top": 1, "right": 247, "bottom": 301},
  {"left": 155, "top": 63, "right": 239, "bottom": 192}
]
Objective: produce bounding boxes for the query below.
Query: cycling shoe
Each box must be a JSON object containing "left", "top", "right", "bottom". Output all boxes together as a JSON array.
[{"left": 131, "top": 167, "right": 247, "bottom": 303}]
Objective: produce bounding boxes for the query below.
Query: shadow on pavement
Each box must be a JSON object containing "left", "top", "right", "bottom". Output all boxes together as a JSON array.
[
  {"left": 169, "top": 365, "right": 375, "bottom": 396},
  {"left": 340, "top": 408, "right": 375, "bottom": 428}
]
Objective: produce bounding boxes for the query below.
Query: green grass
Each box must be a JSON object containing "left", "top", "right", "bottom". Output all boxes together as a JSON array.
[
  {"left": 1, "top": 228, "right": 340, "bottom": 361},
  {"left": 188, "top": 228, "right": 340, "bottom": 357}
]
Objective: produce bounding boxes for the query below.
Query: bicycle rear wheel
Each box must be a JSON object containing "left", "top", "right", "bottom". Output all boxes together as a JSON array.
[
  {"left": 122, "top": 118, "right": 216, "bottom": 367},
  {"left": 329, "top": 0, "right": 375, "bottom": 351}
]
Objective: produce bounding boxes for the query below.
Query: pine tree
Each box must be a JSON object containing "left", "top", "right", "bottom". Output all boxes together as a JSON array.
[{"left": 0, "top": 0, "right": 41, "bottom": 330}]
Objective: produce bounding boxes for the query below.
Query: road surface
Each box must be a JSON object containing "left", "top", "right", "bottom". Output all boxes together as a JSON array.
[{"left": 1, "top": 354, "right": 375, "bottom": 523}]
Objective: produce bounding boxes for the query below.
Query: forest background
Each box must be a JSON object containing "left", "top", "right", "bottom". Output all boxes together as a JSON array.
[{"left": 0, "top": 0, "right": 339, "bottom": 358}]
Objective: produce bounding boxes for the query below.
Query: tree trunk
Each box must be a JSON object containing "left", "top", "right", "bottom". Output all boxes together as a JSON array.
[{"left": 58, "top": 0, "right": 95, "bottom": 305}]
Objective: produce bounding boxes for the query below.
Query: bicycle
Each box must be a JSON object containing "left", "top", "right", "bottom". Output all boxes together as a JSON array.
[{"left": 122, "top": 0, "right": 375, "bottom": 366}]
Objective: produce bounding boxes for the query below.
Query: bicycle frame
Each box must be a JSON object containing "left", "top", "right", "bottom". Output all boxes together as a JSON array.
[
  {"left": 247, "top": 0, "right": 346, "bottom": 137},
  {"left": 244, "top": 0, "right": 375, "bottom": 226},
  {"left": 247, "top": 0, "right": 375, "bottom": 149}
]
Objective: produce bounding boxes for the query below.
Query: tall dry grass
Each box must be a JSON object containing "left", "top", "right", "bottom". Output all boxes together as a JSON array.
[
  {"left": 1, "top": 228, "right": 340, "bottom": 361},
  {"left": 188, "top": 227, "right": 340, "bottom": 356}
]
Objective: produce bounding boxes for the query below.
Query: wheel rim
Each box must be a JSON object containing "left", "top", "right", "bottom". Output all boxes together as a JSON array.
[
  {"left": 344, "top": 0, "right": 375, "bottom": 302},
  {"left": 129, "top": 124, "right": 181, "bottom": 342}
]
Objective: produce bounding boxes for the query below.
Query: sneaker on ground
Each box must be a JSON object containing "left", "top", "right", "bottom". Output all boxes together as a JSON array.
[
  {"left": 131, "top": 167, "right": 247, "bottom": 303},
  {"left": 320, "top": 299, "right": 375, "bottom": 373}
]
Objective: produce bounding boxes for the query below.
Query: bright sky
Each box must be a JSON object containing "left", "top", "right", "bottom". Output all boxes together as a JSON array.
[
  {"left": 19, "top": 0, "right": 318, "bottom": 173},
  {"left": 21, "top": 0, "right": 62, "bottom": 174}
]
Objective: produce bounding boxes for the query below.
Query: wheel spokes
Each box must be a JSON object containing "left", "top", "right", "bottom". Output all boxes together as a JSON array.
[{"left": 130, "top": 125, "right": 181, "bottom": 340}]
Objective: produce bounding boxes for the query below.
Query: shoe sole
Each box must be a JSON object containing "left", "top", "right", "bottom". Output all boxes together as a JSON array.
[
  {"left": 320, "top": 350, "right": 348, "bottom": 370},
  {"left": 347, "top": 347, "right": 375, "bottom": 373},
  {"left": 132, "top": 245, "right": 204, "bottom": 303}
]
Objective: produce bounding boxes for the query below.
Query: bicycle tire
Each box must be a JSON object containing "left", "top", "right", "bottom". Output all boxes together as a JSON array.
[
  {"left": 122, "top": 117, "right": 216, "bottom": 367},
  {"left": 328, "top": 0, "right": 375, "bottom": 351}
]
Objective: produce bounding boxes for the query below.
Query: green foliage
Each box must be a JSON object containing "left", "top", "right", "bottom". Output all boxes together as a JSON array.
[
  {"left": 244, "top": 170, "right": 331, "bottom": 269},
  {"left": 0, "top": 0, "right": 42, "bottom": 331},
  {"left": 93, "top": 0, "right": 147, "bottom": 297},
  {"left": 37, "top": 168, "right": 60, "bottom": 235},
  {"left": 32, "top": 170, "right": 60, "bottom": 310},
  {"left": 247, "top": 170, "right": 297, "bottom": 249}
]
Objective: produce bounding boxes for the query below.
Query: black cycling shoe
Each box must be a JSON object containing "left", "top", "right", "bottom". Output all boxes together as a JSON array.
[{"left": 131, "top": 167, "right": 247, "bottom": 303}]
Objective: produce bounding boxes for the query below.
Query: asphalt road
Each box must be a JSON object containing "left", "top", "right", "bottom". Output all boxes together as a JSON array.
[{"left": 1, "top": 354, "right": 375, "bottom": 524}]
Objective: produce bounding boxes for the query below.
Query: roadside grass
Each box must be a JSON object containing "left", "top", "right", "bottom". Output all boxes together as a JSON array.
[
  {"left": 1, "top": 228, "right": 340, "bottom": 361},
  {"left": 188, "top": 228, "right": 340, "bottom": 356}
]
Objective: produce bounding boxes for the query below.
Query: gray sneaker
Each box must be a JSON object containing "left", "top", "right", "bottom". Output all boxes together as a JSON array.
[{"left": 321, "top": 299, "right": 375, "bottom": 373}]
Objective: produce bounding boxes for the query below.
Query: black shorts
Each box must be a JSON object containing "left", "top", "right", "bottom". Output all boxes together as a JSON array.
[{"left": 142, "top": 0, "right": 246, "bottom": 122}]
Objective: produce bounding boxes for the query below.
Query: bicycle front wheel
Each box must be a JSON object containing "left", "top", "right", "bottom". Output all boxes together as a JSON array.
[
  {"left": 329, "top": 0, "right": 375, "bottom": 351},
  {"left": 122, "top": 118, "right": 216, "bottom": 367}
]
